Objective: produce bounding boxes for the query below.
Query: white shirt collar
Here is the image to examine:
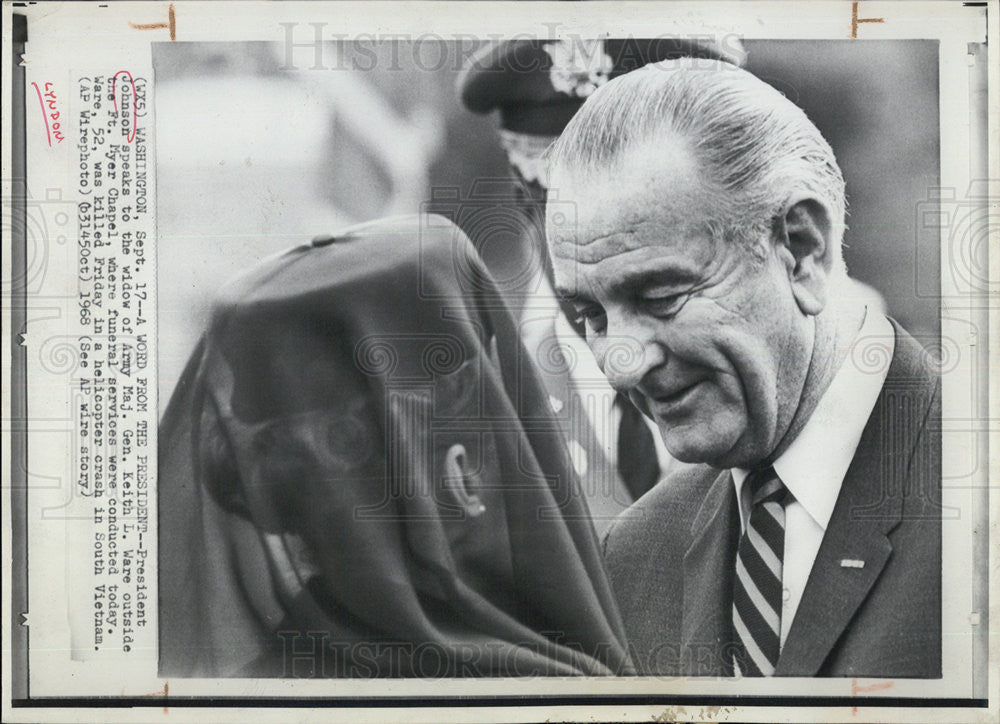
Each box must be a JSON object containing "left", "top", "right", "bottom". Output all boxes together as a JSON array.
[{"left": 732, "top": 308, "right": 895, "bottom": 532}]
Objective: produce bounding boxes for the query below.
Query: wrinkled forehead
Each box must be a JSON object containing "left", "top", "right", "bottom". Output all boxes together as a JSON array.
[{"left": 544, "top": 138, "right": 720, "bottom": 263}]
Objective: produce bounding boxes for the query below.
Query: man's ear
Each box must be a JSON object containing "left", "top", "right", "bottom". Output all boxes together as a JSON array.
[{"left": 774, "top": 194, "right": 836, "bottom": 316}]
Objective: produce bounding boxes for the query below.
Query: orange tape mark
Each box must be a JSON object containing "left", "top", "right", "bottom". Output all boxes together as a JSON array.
[
  {"left": 850, "top": 678, "right": 894, "bottom": 715},
  {"left": 128, "top": 3, "right": 176, "bottom": 41},
  {"left": 850, "top": 1, "right": 885, "bottom": 38}
]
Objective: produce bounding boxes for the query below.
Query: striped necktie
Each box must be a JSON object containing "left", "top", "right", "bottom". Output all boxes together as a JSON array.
[{"left": 732, "top": 466, "right": 788, "bottom": 677}]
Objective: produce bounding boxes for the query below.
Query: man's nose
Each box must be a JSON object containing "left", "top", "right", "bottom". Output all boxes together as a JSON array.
[{"left": 594, "top": 315, "right": 666, "bottom": 392}]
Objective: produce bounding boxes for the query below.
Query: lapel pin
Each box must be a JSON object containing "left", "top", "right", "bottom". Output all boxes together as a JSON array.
[
  {"left": 840, "top": 559, "right": 865, "bottom": 569},
  {"left": 548, "top": 395, "right": 564, "bottom": 414}
]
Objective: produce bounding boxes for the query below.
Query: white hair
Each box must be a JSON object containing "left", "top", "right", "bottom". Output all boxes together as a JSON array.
[{"left": 546, "top": 58, "right": 847, "bottom": 265}]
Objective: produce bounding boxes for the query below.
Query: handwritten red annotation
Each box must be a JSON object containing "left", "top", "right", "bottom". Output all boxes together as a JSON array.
[{"left": 32, "top": 81, "right": 65, "bottom": 146}]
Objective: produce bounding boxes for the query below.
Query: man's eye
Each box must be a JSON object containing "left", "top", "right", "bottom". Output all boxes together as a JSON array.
[
  {"left": 573, "top": 306, "right": 607, "bottom": 334},
  {"left": 641, "top": 293, "right": 686, "bottom": 317}
]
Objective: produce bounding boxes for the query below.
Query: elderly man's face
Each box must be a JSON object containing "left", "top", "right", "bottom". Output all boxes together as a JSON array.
[{"left": 546, "top": 141, "right": 815, "bottom": 469}]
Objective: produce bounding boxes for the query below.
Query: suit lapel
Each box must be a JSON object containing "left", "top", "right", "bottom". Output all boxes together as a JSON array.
[
  {"left": 775, "top": 320, "right": 929, "bottom": 676},
  {"left": 773, "top": 418, "right": 899, "bottom": 675},
  {"left": 681, "top": 469, "right": 739, "bottom": 676}
]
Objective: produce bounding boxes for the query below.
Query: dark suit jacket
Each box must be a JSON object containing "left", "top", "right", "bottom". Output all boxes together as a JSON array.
[{"left": 603, "top": 319, "right": 941, "bottom": 678}]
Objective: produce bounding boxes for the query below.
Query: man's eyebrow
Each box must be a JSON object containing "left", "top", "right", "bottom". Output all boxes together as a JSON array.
[
  {"left": 554, "top": 265, "right": 699, "bottom": 305},
  {"left": 611, "top": 265, "right": 700, "bottom": 295}
]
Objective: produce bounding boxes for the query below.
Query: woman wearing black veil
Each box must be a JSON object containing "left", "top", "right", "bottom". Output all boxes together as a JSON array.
[{"left": 158, "top": 214, "right": 633, "bottom": 677}]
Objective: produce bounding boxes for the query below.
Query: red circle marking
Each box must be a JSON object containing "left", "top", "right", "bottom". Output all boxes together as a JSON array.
[{"left": 112, "top": 70, "right": 138, "bottom": 143}]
